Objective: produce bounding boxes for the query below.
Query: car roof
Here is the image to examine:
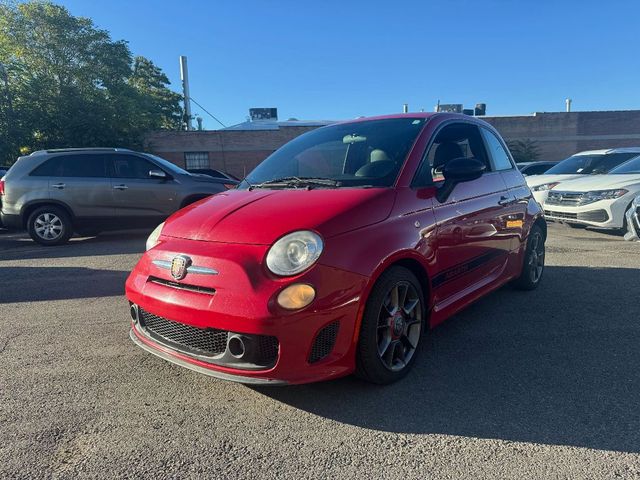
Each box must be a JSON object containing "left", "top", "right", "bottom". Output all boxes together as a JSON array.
[
  {"left": 574, "top": 147, "right": 640, "bottom": 156},
  {"left": 30, "top": 147, "right": 134, "bottom": 156}
]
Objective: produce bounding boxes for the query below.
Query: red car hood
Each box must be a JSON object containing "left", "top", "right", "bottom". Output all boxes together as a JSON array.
[{"left": 162, "top": 188, "right": 396, "bottom": 245}]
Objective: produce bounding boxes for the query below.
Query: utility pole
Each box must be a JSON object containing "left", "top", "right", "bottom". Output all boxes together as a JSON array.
[{"left": 179, "top": 56, "right": 193, "bottom": 131}]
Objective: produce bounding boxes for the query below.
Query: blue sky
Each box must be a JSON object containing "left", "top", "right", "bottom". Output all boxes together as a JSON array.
[{"left": 57, "top": 0, "right": 640, "bottom": 128}]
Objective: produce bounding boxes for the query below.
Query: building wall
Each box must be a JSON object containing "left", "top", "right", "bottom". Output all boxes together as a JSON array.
[{"left": 144, "top": 110, "right": 640, "bottom": 177}]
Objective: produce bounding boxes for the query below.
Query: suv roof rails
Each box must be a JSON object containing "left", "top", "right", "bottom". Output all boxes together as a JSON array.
[{"left": 30, "top": 147, "right": 133, "bottom": 155}]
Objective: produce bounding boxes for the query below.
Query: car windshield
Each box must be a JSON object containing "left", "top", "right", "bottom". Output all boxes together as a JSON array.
[
  {"left": 609, "top": 155, "right": 640, "bottom": 174},
  {"left": 544, "top": 152, "right": 638, "bottom": 175},
  {"left": 239, "top": 118, "right": 427, "bottom": 189},
  {"left": 147, "top": 154, "right": 190, "bottom": 175}
]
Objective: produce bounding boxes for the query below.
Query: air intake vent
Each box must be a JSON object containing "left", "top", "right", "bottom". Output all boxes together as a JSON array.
[{"left": 308, "top": 321, "right": 339, "bottom": 363}]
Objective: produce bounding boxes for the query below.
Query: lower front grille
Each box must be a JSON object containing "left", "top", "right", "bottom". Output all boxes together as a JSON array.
[
  {"left": 545, "top": 209, "right": 609, "bottom": 223},
  {"left": 138, "top": 308, "right": 279, "bottom": 368},
  {"left": 545, "top": 210, "right": 577, "bottom": 220},
  {"left": 308, "top": 321, "right": 339, "bottom": 363},
  {"left": 578, "top": 209, "right": 609, "bottom": 223}
]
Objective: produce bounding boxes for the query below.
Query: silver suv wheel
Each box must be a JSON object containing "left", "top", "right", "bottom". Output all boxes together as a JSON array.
[{"left": 34, "top": 212, "right": 63, "bottom": 240}]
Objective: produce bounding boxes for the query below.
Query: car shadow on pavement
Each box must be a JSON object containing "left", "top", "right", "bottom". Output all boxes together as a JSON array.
[
  {"left": 0, "top": 266, "right": 129, "bottom": 303},
  {"left": 256, "top": 265, "right": 640, "bottom": 453},
  {"left": 0, "top": 231, "right": 148, "bottom": 261}
]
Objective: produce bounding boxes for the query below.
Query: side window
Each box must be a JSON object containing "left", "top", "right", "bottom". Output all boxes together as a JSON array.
[
  {"left": 30, "top": 157, "right": 63, "bottom": 176},
  {"left": 30, "top": 155, "right": 107, "bottom": 177},
  {"left": 111, "top": 155, "right": 157, "bottom": 179},
  {"left": 481, "top": 129, "right": 513, "bottom": 171},
  {"left": 60, "top": 154, "right": 108, "bottom": 177},
  {"left": 413, "top": 123, "right": 490, "bottom": 187}
]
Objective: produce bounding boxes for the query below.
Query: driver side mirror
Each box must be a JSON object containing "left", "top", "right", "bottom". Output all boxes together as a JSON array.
[
  {"left": 149, "top": 169, "right": 167, "bottom": 180},
  {"left": 436, "top": 157, "right": 486, "bottom": 203}
]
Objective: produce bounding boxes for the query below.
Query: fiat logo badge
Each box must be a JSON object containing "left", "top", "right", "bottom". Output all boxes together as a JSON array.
[{"left": 170, "top": 255, "right": 192, "bottom": 280}]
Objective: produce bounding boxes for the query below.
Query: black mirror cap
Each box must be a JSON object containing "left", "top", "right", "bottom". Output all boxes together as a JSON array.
[{"left": 442, "top": 157, "right": 486, "bottom": 182}]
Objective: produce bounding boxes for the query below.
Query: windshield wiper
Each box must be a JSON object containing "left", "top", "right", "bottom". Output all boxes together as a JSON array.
[{"left": 249, "top": 176, "right": 340, "bottom": 190}]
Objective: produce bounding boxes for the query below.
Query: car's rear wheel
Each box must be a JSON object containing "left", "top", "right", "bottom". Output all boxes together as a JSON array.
[
  {"left": 513, "top": 224, "right": 545, "bottom": 290},
  {"left": 355, "top": 266, "right": 425, "bottom": 384},
  {"left": 27, "top": 206, "right": 73, "bottom": 246}
]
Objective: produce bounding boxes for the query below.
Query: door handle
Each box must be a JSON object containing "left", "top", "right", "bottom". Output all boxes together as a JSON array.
[
  {"left": 113, "top": 184, "right": 128, "bottom": 190},
  {"left": 52, "top": 183, "right": 65, "bottom": 189},
  {"left": 498, "top": 196, "right": 511, "bottom": 206}
]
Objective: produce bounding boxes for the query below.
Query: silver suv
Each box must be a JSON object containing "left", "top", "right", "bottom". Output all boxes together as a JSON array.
[{"left": 1, "top": 148, "right": 229, "bottom": 245}]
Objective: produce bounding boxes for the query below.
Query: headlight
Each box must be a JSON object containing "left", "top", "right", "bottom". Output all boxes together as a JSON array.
[
  {"left": 532, "top": 182, "right": 559, "bottom": 192},
  {"left": 266, "top": 230, "right": 323, "bottom": 276},
  {"left": 581, "top": 189, "right": 628, "bottom": 205},
  {"left": 146, "top": 222, "right": 165, "bottom": 251}
]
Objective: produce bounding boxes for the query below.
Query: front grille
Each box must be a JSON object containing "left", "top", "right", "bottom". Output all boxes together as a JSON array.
[
  {"left": 545, "top": 209, "right": 609, "bottom": 223},
  {"left": 546, "top": 191, "right": 584, "bottom": 206},
  {"left": 308, "top": 321, "right": 339, "bottom": 363},
  {"left": 578, "top": 209, "right": 609, "bottom": 223},
  {"left": 148, "top": 276, "right": 216, "bottom": 295},
  {"left": 545, "top": 210, "right": 578, "bottom": 220},
  {"left": 140, "top": 309, "right": 228, "bottom": 357},
  {"left": 138, "top": 308, "right": 279, "bottom": 368}
]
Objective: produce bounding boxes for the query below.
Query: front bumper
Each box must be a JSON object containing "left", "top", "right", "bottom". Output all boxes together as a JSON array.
[
  {"left": 126, "top": 236, "right": 369, "bottom": 384},
  {"left": 624, "top": 200, "right": 640, "bottom": 241},
  {"left": 543, "top": 197, "right": 628, "bottom": 229}
]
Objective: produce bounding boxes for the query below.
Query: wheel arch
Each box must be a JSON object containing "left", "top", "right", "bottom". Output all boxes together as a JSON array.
[
  {"left": 352, "top": 251, "right": 433, "bottom": 344},
  {"left": 21, "top": 200, "right": 75, "bottom": 228}
]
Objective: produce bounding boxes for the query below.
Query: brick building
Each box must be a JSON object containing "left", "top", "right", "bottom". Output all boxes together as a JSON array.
[{"left": 143, "top": 110, "right": 640, "bottom": 178}]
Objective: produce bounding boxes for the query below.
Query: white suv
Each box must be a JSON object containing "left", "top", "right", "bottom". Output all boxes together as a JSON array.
[
  {"left": 544, "top": 155, "right": 640, "bottom": 231},
  {"left": 527, "top": 148, "right": 640, "bottom": 206}
]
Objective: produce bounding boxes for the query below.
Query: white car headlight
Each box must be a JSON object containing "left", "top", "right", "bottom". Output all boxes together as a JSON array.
[
  {"left": 531, "top": 182, "right": 559, "bottom": 192},
  {"left": 581, "top": 189, "right": 628, "bottom": 205},
  {"left": 146, "top": 222, "right": 165, "bottom": 251},
  {"left": 266, "top": 230, "right": 323, "bottom": 276}
]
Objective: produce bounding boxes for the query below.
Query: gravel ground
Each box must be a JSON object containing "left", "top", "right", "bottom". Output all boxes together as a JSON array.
[{"left": 0, "top": 224, "right": 639, "bottom": 479}]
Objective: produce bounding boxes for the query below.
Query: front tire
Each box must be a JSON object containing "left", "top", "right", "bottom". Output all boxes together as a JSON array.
[
  {"left": 355, "top": 267, "right": 425, "bottom": 384},
  {"left": 513, "top": 224, "right": 545, "bottom": 290},
  {"left": 27, "top": 206, "right": 73, "bottom": 246}
]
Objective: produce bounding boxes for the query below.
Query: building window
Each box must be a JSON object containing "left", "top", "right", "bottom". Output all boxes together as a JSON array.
[{"left": 184, "top": 152, "right": 209, "bottom": 169}]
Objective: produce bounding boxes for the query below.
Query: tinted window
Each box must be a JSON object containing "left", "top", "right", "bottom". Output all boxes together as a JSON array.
[
  {"left": 609, "top": 155, "right": 640, "bottom": 174},
  {"left": 528, "top": 164, "right": 553, "bottom": 175},
  {"left": 31, "top": 157, "right": 63, "bottom": 176},
  {"left": 414, "top": 123, "right": 489, "bottom": 186},
  {"left": 481, "top": 129, "right": 513, "bottom": 171},
  {"left": 111, "top": 155, "right": 157, "bottom": 179},
  {"left": 30, "top": 155, "right": 107, "bottom": 177},
  {"left": 545, "top": 153, "right": 638, "bottom": 175},
  {"left": 242, "top": 118, "right": 426, "bottom": 188}
]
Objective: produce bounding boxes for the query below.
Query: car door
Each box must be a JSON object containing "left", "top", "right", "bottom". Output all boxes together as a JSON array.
[
  {"left": 414, "top": 122, "right": 512, "bottom": 308},
  {"left": 47, "top": 153, "right": 115, "bottom": 219},
  {"left": 481, "top": 127, "right": 529, "bottom": 251},
  {"left": 109, "top": 153, "right": 180, "bottom": 226}
]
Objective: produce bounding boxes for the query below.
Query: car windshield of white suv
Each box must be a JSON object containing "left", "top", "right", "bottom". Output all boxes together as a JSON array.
[
  {"left": 609, "top": 156, "right": 640, "bottom": 174},
  {"left": 544, "top": 152, "right": 638, "bottom": 175},
  {"left": 240, "top": 118, "right": 426, "bottom": 189}
]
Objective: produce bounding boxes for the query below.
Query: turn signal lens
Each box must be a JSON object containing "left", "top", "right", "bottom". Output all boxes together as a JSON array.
[{"left": 277, "top": 284, "right": 316, "bottom": 310}]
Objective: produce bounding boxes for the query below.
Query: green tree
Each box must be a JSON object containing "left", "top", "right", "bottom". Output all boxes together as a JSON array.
[
  {"left": 0, "top": 1, "right": 182, "bottom": 164},
  {"left": 507, "top": 138, "right": 542, "bottom": 163}
]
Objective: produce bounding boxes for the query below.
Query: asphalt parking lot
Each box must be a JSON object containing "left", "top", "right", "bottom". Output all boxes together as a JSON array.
[{"left": 1, "top": 224, "right": 639, "bottom": 479}]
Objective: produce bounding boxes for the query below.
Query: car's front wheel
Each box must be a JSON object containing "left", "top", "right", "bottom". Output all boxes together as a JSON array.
[
  {"left": 355, "top": 266, "right": 425, "bottom": 384},
  {"left": 27, "top": 206, "right": 73, "bottom": 246}
]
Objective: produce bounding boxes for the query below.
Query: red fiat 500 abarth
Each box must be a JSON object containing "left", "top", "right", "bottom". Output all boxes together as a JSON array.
[{"left": 126, "top": 113, "right": 546, "bottom": 385}]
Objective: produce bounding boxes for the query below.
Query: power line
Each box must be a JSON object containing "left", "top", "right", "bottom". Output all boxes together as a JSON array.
[{"left": 188, "top": 96, "right": 227, "bottom": 128}]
